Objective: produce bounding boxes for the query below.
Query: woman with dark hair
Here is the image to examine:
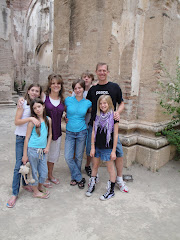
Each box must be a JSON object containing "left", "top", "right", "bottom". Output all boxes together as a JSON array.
[
  {"left": 65, "top": 79, "right": 92, "bottom": 189},
  {"left": 42, "top": 74, "right": 65, "bottom": 188}
]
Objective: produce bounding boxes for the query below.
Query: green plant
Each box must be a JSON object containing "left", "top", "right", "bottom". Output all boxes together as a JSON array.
[{"left": 157, "top": 58, "right": 180, "bottom": 155}]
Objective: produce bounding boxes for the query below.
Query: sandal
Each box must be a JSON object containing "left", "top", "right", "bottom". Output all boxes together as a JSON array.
[
  {"left": 49, "top": 178, "right": 60, "bottom": 185},
  {"left": 7, "top": 196, "right": 17, "bottom": 208},
  {"left": 43, "top": 181, "right": 53, "bottom": 188},
  {"left": 78, "top": 178, "right": 86, "bottom": 189},
  {"left": 70, "top": 180, "right": 77, "bottom": 186},
  {"left": 33, "top": 193, "right": 49, "bottom": 199},
  {"left": 39, "top": 188, "right": 50, "bottom": 195}
]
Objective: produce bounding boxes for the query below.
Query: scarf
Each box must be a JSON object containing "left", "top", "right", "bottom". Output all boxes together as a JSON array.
[{"left": 94, "top": 110, "right": 114, "bottom": 147}]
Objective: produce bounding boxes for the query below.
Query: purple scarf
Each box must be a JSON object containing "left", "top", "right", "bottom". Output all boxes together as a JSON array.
[{"left": 94, "top": 111, "right": 114, "bottom": 147}]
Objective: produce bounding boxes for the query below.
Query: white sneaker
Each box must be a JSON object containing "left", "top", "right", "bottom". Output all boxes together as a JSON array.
[
  {"left": 100, "top": 181, "right": 115, "bottom": 201},
  {"left": 116, "top": 181, "right": 129, "bottom": 193},
  {"left": 85, "top": 177, "right": 96, "bottom": 197}
]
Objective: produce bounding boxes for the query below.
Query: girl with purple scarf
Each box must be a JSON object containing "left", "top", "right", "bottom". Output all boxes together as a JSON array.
[{"left": 86, "top": 95, "right": 118, "bottom": 200}]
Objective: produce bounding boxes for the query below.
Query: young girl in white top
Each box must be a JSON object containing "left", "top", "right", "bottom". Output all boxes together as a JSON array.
[
  {"left": 7, "top": 84, "right": 42, "bottom": 208},
  {"left": 22, "top": 98, "right": 52, "bottom": 199},
  {"left": 86, "top": 95, "right": 118, "bottom": 200}
]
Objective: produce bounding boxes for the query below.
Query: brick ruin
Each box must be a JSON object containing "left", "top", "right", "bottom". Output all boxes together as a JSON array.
[{"left": 0, "top": 0, "right": 180, "bottom": 170}]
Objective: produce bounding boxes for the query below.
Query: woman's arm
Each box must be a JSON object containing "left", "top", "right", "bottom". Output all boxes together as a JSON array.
[
  {"left": 90, "top": 122, "right": 95, "bottom": 157},
  {"left": 44, "top": 118, "right": 52, "bottom": 154},
  {"left": 22, "top": 122, "right": 34, "bottom": 164},
  {"left": 14, "top": 107, "right": 40, "bottom": 126},
  {"left": 110, "top": 122, "right": 118, "bottom": 161}
]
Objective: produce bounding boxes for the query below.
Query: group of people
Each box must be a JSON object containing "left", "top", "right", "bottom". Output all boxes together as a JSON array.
[{"left": 7, "top": 62, "right": 128, "bottom": 208}]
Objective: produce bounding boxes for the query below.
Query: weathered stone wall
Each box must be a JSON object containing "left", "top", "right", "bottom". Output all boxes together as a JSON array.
[
  {"left": 0, "top": 0, "right": 14, "bottom": 103},
  {"left": 54, "top": 0, "right": 180, "bottom": 171}
]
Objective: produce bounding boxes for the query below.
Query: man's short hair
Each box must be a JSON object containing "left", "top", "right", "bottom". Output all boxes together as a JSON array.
[{"left": 96, "top": 62, "right": 109, "bottom": 71}]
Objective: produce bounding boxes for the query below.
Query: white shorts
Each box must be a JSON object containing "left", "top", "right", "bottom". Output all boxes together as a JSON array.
[{"left": 47, "top": 136, "right": 62, "bottom": 163}]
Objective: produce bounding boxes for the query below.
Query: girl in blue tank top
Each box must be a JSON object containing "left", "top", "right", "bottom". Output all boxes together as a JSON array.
[{"left": 22, "top": 98, "right": 52, "bottom": 199}]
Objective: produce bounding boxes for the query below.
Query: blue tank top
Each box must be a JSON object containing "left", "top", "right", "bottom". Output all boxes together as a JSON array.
[{"left": 28, "top": 121, "right": 48, "bottom": 148}]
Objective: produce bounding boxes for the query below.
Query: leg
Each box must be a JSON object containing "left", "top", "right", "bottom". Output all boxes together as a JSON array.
[
  {"left": 107, "top": 161, "right": 116, "bottom": 183},
  {"left": 115, "top": 137, "right": 128, "bottom": 193},
  {"left": 7, "top": 136, "right": 25, "bottom": 208},
  {"left": 91, "top": 157, "right": 100, "bottom": 177},
  {"left": 74, "top": 129, "right": 87, "bottom": 172},
  {"left": 46, "top": 137, "right": 61, "bottom": 184},
  {"left": 85, "top": 125, "right": 93, "bottom": 176},
  {"left": 65, "top": 131, "right": 82, "bottom": 182},
  {"left": 12, "top": 136, "right": 26, "bottom": 196}
]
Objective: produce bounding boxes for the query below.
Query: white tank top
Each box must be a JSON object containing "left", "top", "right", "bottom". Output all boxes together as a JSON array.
[{"left": 14, "top": 100, "right": 31, "bottom": 136}]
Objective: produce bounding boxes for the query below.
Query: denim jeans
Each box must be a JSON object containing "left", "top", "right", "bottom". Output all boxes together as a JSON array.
[
  {"left": 12, "top": 135, "right": 27, "bottom": 196},
  {"left": 28, "top": 147, "right": 48, "bottom": 186},
  {"left": 65, "top": 129, "right": 87, "bottom": 182}
]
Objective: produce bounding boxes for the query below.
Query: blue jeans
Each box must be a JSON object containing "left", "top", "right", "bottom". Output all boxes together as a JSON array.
[
  {"left": 65, "top": 129, "right": 87, "bottom": 182},
  {"left": 28, "top": 147, "right": 48, "bottom": 185},
  {"left": 12, "top": 135, "right": 27, "bottom": 196},
  {"left": 86, "top": 125, "right": 124, "bottom": 157}
]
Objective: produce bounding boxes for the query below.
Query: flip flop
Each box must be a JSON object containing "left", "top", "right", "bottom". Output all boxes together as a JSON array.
[
  {"left": 39, "top": 188, "right": 50, "bottom": 195},
  {"left": 6, "top": 196, "right": 17, "bottom": 208},
  {"left": 49, "top": 178, "right": 60, "bottom": 185},
  {"left": 33, "top": 193, "right": 49, "bottom": 199},
  {"left": 43, "top": 181, "right": 53, "bottom": 188},
  {"left": 70, "top": 180, "right": 77, "bottom": 186}
]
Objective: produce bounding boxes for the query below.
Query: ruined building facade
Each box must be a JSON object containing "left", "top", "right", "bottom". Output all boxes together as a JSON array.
[{"left": 0, "top": 0, "right": 180, "bottom": 170}]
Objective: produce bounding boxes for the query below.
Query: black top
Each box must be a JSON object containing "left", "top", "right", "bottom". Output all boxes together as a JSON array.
[
  {"left": 87, "top": 82, "right": 123, "bottom": 126},
  {"left": 95, "top": 120, "right": 118, "bottom": 149}
]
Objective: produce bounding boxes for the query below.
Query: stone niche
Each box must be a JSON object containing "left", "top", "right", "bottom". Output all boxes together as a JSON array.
[{"left": 53, "top": 0, "right": 180, "bottom": 171}]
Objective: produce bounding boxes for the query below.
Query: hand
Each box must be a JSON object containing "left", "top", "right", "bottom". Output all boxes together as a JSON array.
[
  {"left": 90, "top": 148, "right": 95, "bottom": 157},
  {"left": 110, "top": 151, "right": 116, "bottom": 161},
  {"left": 31, "top": 117, "right": 41, "bottom": 127},
  {"left": 43, "top": 147, "right": 49, "bottom": 154},
  {"left": 64, "top": 114, "right": 68, "bottom": 124},
  {"left": 17, "top": 97, "right": 25, "bottom": 108},
  {"left": 114, "top": 111, "right": 120, "bottom": 121},
  {"left": 22, "top": 155, "right": 28, "bottom": 165}
]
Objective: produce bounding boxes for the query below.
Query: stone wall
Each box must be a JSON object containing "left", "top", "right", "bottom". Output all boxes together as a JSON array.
[
  {"left": 0, "top": 0, "right": 14, "bottom": 104},
  {"left": 54, "top": 0, "right": 180, "bottom": 171}
]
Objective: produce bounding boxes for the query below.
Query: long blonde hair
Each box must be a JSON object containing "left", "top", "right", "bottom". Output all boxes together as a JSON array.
[{"left": 96, "top": 95, "right": 114, "bottom": 116}]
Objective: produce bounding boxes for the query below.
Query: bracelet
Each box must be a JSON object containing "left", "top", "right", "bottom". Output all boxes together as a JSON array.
[{"left": 91, "top": 143, "right": 94, "bottom": 145}]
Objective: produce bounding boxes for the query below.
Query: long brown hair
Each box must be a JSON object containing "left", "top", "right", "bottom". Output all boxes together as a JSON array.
[
  {"left": 30, "top": 98, "right": 49, "bottom": 136},
  {"left": 45, "top": 74, "right": 65, "bottom": 103},
  {"left": 24, "top": 84, "right": 42, "bottom": 105}
]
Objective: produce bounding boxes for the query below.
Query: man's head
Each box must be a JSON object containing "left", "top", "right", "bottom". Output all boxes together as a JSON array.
[{"left": 95, "top": 63, "right": 109, "bottom": 84}]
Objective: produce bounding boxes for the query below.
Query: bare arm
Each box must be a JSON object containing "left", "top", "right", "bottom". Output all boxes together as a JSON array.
[
  {"left": 90, "top": 122, "right": 95, "bottom": 157},
  {"left": 14, "top": 107, "right": 40, "bottom": 126},
  {"left": 110, "top": 122, "right": 118, "bottom": 161},
  {"left": 22, "top": 122, "right": 34, "bottom": 164},
  {"left": 44, "top": 118, "right": 52, "bottom": 154}
]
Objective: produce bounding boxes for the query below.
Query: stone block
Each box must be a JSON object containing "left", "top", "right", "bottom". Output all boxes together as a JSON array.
[{"left": 136, "top": 145, "right": 171, "bottom": 172}]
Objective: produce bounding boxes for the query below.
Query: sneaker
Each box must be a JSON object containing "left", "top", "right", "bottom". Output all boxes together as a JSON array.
[
  {"left": 99, "top": 192, "right": 115, "bottom": 201},
  {"left": 85, "top": 177, "right": 96, "bottom": 197},
  {"left": 85, "top": 166, "right": 92, "bottom": 177},
  {"left": 100, "top": 180, "right": 115, "bottom": 201},
  {"left": 95, "top": 173, "right": 99, "bottom": 183},
  {"left": 116, "top": 181, "right": 129, "bottom": 193}
]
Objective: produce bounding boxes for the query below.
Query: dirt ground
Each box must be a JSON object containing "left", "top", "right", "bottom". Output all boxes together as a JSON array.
[{"left": 0, "top": 106, "right": 180, "bottom": 240}]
